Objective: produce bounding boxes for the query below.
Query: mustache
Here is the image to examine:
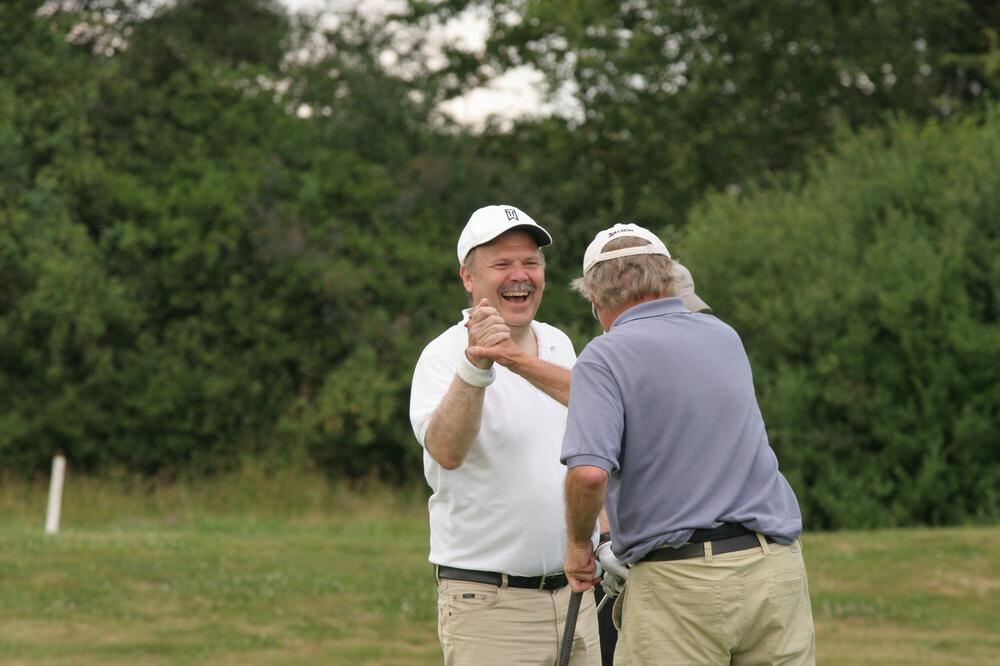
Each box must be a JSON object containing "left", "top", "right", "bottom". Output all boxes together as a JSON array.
[{"left": 499, "top": 281, "right": 536, "bottom": 293}]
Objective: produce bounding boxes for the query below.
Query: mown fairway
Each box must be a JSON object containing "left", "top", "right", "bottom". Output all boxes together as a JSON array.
[{"left": 1, "top": 471, "right": 998, "bottom": 665}]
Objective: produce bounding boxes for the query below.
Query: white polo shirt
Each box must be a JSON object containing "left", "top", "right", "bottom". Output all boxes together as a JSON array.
[{"left": 410, "top": 311, "right": 577, "bottom": 576}]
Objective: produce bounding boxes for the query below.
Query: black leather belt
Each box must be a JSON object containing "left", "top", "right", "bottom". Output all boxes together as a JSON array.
[
  {"left": 437, "top": 565, "right": 568, "bottom": 591},
  {"left": 642, "top": 533, "right": 777, "bottom": 562}
]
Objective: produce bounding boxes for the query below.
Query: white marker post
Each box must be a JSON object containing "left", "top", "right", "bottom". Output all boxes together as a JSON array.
[{"left": 45, "top": 453, "right": 67, "bottom": 535}]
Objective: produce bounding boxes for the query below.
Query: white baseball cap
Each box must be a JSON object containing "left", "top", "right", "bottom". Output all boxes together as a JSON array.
[
  {"left": 671, "top": 262, "right": 712, "bottom": 313},
  {"left": 457, "top": 205, "right": 552, "bottom": 264},
  {"left": 583, "top": 223, "right": 711, "bottom": 312},
  {"left": 582, "top": 223, "right": 671, "bottom": 274}
]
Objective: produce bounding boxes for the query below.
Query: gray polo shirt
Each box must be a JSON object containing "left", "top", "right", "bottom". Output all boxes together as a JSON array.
[{"left": 562, "top": 297, "right": 803, "bottom": 564}]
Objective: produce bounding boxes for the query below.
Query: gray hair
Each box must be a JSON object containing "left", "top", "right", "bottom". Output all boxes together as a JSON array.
[{"left": 571, "top": 236, "right": 674, "bottom": 310}]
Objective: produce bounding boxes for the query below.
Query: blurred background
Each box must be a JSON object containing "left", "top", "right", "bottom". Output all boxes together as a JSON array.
[{"left": 2, "top": 0, "right": 998, "bottom": 530}]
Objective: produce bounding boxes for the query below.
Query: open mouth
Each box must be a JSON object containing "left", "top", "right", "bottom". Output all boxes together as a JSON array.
[{"left": 499, "top": 285, "right": 534, "bottom": 304}]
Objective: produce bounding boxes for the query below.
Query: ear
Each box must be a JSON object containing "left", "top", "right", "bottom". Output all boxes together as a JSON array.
[{"left": 460, "top": 264, "right": 474, "bottom": 295}]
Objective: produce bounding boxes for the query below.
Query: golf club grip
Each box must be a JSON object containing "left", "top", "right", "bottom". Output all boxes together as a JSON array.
[{"left": 557, "top": 590, "right": 583, "bottom": 666}]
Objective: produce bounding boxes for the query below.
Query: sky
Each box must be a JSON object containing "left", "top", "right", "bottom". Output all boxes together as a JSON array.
[{"left": 278, "top": 0, "right": 557, "bottom": 127}]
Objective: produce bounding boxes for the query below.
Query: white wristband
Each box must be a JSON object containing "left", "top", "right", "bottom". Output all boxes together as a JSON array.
[{"left": 456, "top": 353, "right": 495, "bottom": 388}]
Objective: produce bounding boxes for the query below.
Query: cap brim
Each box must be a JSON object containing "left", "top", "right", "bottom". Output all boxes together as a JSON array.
[
  {"left": 516, "top": 224, "right": 552, "bottom": 248},
  {"left": 681, "top": 293, "right": 712, "bottom": 313}
]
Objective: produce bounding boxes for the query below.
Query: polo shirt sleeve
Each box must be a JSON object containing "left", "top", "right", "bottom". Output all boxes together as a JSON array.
[
  {"left": 561, "top": 356, "right": 623, "bottom": 473},
  {"left": 409, "top": 348, "right": 456, "bottom": 448}
]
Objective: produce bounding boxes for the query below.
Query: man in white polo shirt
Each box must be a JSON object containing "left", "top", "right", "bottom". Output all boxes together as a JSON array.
[{"left": 409, "top": 204, "right": 601, "bottom": 665}]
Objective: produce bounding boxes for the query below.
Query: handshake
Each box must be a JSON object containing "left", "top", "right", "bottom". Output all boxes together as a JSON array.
[{"left": 595, "top": 539, "right": 629, "bottom": 598}]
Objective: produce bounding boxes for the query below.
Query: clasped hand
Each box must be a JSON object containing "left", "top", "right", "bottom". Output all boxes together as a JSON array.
[{"left": 465, "top": 298, "right": 523, "bottom": 368}]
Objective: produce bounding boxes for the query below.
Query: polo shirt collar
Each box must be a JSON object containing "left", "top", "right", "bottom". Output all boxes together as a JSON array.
[{"left": 612, "top": 296, "right": 687, "bottom": 329}]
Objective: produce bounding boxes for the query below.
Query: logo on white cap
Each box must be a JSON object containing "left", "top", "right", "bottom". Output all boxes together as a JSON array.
[{"left": 505, "top": 208, "right": 518, "bottom": 221}]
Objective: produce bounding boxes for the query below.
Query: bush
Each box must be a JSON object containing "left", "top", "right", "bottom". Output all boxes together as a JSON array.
[{"left": 681, "top": 108, "right": 1000, "bottom": 528}]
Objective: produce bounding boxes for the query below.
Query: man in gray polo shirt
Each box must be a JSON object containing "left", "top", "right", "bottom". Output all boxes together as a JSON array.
[{"left": 561, "top": 223, "right": 816, "bottom": 665}]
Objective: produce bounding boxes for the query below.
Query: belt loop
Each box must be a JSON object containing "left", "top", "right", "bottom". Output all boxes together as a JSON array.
[
  {"left": 756, "top": 533, "right": 771, "bottom": 555},
  {"left": 704, "top": 540, "right": 714, "bottom": 562},
  {"left": 500, "top": 573, "right": 510, "bottom": 589},
  {"left": 538, "top": 573, "right": 546, "bottom": 591}
]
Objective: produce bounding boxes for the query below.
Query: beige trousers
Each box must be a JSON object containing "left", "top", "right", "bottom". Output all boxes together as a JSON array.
[
  {"left": 437, "top": 578, "right": 601, "bottom": 665},
  {"left": 613, "top": 538, "right": 815, "bottom": 665}
]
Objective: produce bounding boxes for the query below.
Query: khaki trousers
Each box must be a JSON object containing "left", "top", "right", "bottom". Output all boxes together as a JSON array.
[
  {"left": 437, "top": 578, "right": 601, "bottom": 665},
  {"left": 613, "top": 538, "right": 815, "bottom": 665}
]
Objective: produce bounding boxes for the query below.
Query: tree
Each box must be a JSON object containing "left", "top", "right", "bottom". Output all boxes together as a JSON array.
[
  {"left": 682, "top": 107, "right": 1000, "bottom": 528},
  {"left": 402, "top": 0, "right": 998, "bottom": 224}
]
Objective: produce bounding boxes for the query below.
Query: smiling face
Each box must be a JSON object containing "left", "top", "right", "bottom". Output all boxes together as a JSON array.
[{"left": 460, "top": 230, "right": 545, "bottom": 330}]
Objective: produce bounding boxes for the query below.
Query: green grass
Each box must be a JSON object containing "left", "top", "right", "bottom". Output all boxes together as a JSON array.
[
  {"left": 1, "top": 467, "right": 998, "bottom": 664},
  {"left": 805, "top": 528, "right": 1000, "bottom": 665}
]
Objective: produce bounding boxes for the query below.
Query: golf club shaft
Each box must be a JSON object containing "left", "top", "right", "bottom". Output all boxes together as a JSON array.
[{"left": 557, "top": 590, "right": 583, "bottom": 666}]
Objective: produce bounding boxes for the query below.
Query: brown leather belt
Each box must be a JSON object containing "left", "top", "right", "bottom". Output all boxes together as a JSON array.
[{"left": 641, "top": 533, "right": 776, "bottom": 562}]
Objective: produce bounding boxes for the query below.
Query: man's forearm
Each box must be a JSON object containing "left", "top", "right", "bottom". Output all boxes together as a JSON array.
[
  {"left": 508, "top": 356, "right": 571, "bottom": 406},
  {"left": 467, "top": 339, "right": 571, "bottom": 406},
  {"left": 565, "top": 465, "right": 609, "bottom": 545},
  {"left": 424, "top": 375, "right": 487, "bottom": 469}
]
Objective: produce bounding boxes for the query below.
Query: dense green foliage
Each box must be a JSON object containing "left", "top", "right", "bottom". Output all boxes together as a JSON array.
[
  {"left": 0, "top": 0, "right": 997, "bottom": 527},
  {"left": 683, "top": 111, "right": 1000, "bottom": 528},
  {"left": 404, "top": 0, "right": 999, "bottom": 224}
]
